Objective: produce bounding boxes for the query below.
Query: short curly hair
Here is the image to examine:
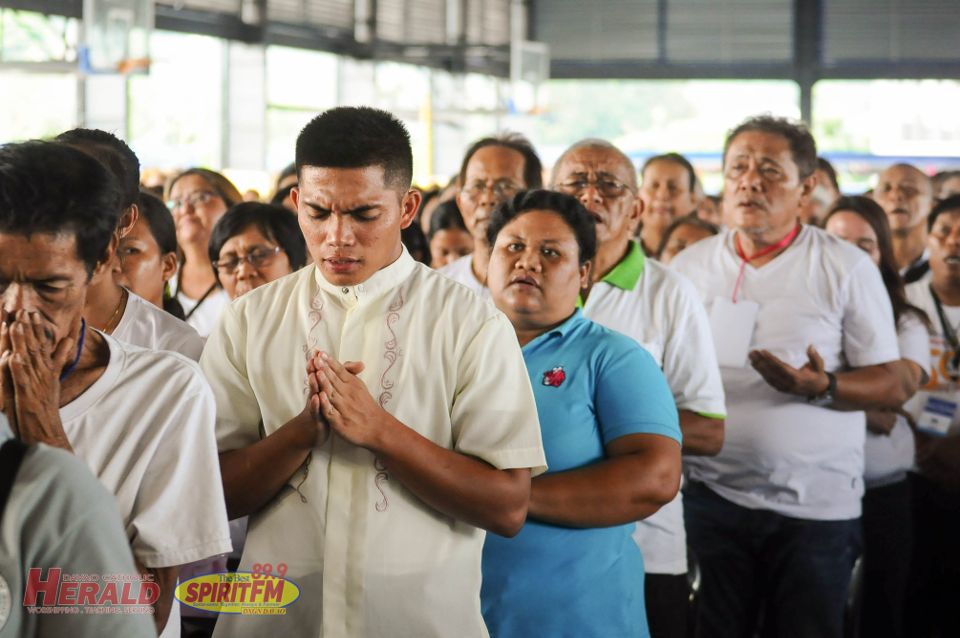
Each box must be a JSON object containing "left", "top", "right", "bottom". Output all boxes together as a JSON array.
[{"left": 486, "top": 189, "right": 596, "bottom": 264}]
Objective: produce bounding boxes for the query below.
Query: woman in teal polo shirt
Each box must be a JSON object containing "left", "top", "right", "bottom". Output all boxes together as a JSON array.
[{"left": 481, "top": 189, "right": 683, "bottom": 637}]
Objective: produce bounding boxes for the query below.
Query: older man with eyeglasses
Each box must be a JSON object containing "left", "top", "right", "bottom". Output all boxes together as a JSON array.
[
  {"left": 440, "top": 133, "right": 543, "bottom": 296},
  {"left": 552, "top": 138, "right": 726, "bottom": 638}
]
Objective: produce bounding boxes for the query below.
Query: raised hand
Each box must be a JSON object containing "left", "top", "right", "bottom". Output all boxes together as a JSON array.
[{"left": 749, "top": 344, "right": 830, "bottom": 398}]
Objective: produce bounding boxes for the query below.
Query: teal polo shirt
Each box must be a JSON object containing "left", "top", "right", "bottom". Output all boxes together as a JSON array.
[{"left": 481, "top": 310, "right": 680, "bottom": 638}]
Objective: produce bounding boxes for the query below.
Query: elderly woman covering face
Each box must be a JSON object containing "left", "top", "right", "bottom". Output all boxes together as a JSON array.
[{"left": 480, "top": 190, "right": 682, "bottom": 638}]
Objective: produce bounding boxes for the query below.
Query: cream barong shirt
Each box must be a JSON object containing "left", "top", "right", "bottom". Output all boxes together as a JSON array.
[{"left": 202, "top": 248, "right": 546, "bottom": 638}]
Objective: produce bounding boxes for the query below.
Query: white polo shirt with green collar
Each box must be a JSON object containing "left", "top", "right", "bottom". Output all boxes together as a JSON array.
[{"left": 583, "top": 241, "right": 726, "bottom": 575}]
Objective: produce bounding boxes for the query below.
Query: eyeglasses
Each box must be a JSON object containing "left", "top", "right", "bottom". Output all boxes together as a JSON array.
[
  {"left": 214, "top": 245, "right": 282, "bottom": 274},
  {"left": 167, "top": 190, "right": 220, "bottom": 213},
  {"left": 558, "top": 177, "right": 633, "bottom": 199},
  {"left": 461, "top": 179, "right": 523, "bottom": 200}
]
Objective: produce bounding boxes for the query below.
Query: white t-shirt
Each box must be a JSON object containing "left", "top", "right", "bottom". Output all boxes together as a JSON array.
[
  {"left": 202, "top": 250, "right": 545, "bottom": 638},
  {"left": 905, "top": 281, "right": 960, "bottom": 437},
  {"left": 177, "top": 286, "right": 231, "bottom": 338},
  {"left": 61, "top": 333, "right": 233, "bottom": 637},
  {"left": 672, "top": 226, "right": 900, "bottom": 520},
  {"left": 863, "top": 312, "right": 930, "bottom": 487},
  {"left": 0, "top": 419, "right": 156, "bottom": 638},
  {"left": 439, "top": 253, "right": 490, "bottom": 298},
  {"left": 584, "top": 242, "right": 725, "bottom": 575},
  {"left": 112, "top": 290, "right": 205, "bottom": 361}
]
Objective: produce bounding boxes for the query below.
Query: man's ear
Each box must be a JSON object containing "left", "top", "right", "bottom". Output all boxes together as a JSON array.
[
  {"left": 798, "top": 173, "right": 817, "bottom": 208},
  {"left": 117, "top": 204, "right": 140, "bottom": 238},
  {"left": 290, "top": 186, "right": 301, "bottom": 211},
  {"left": 400, "top": 189, "right": 421, "bottom": 230}
]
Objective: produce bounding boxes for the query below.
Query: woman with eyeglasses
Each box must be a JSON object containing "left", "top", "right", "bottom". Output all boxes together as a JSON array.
[
  {"left": 209, "top": 202, "right": 308, "bottom": 300},
  {"left": 166, "top": 168, "right": 242, "bottom": 336},
  {"left": 480, "top": 190, "right": 681, "bottom": 637}
]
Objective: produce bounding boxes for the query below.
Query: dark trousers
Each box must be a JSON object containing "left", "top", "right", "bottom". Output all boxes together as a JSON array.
[
  {"left": 684, "top": 482, "right": 861, "bottom": 638},
  {"left": 904, "top": 472, "right": 960, "bottom": 638},
  {"left": 859, "top": 479, "right": 912, "bottom": 638},
  {"left": 645, "top": 573, "right": 689, "bottom": 638}
]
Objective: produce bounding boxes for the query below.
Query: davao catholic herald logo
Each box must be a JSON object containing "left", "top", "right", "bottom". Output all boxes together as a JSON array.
[{"left": 176, "top": 563, "right": 300, "bottom": 616}]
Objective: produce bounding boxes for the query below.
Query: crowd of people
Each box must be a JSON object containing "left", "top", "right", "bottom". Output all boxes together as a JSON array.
[{"left": 1, "top": 105, "right": 959, "bottom": 638}]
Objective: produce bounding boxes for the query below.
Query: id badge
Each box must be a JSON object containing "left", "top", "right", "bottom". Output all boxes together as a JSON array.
[
  {"left": 709, "top": 296, "right": 760, "bottom": 368},
  {"left": 917, "top": 393, "right": 958, "bottom": 437}
]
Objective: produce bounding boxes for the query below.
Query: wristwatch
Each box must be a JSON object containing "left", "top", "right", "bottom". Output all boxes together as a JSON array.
[{"left": 807, "top": 372, "right": 837, "bottom": 407}]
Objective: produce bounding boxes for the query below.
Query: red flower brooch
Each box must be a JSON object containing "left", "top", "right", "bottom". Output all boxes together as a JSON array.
[{"left": 542, "top": 366, "right": 566, "bottom": 388}]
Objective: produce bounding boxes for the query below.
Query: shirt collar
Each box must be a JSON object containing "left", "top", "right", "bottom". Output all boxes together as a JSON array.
[
  {"left": 600, "top": 241, "right": 645, "bottom": 291},
  {"left": 522, "top": 309, "right": 585, "bottom": 351},
  {"left": 313, "top": 245, "right": 417, "bottom": 301}
]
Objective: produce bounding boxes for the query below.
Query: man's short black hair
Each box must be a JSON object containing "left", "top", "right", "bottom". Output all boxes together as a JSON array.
[
  {"left": 459, "top": 133, "right": 543, "bottom": 190},
  {"left": 208, "top": 202, "right": 308, "bottom": 276},
  {"left": 295, "top": 107, "right": 413, "bottom": 192},
  {"left": 138, "top": 190, "right": 179, "bottom": 256},
  {"left": 486, "top": 190, "right": 596, "bottom": 264},
  {"left": 642, "top": 152, "right": 697, "bottom": 193},
  {"left": 55, "top": 128, "right": 140, "bottom": 210},
  {"left": 927, "top": 194, "right": 960, "bottom": 232},
  {"left": 817, "top": 157, "right": 840, "bottom": 192},
  {"left": 0, "top": 141, "right": 121, "bottom": 275},
  {"left": 724, "top": 115, "right": 818, "bottom": 180}
]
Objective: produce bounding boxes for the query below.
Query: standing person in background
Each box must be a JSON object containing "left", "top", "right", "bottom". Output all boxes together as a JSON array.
[
  {"left": 428, "top": 199, "right": 473, "bottom": 269},
  {"left": 270, "top": 162, "right": 298, "bottom": 212},
  {"left": 638, "top": 153, "right": 699, "bottom": 257},
  {"left": 553, "top": 139, "right": 726, "bottom": 638},
  {"left": 440, "top": 133, "right": 543, "bottom": 297},
  {"left": 672, "top": 115, "right": 903, "bottom": 638},
  {"left": 799, "top": 157, "right": 841, "bottom": 226},
  {"left": 823, "top": 196, "right": 929, "bottom": 638},
  {"left": 657, "top": 216, "right": 719, "bottom": 265},
  {"left": 902, "top": 194, "right": 960, "bottom": 638},
  {"left": 481, "top": 190, "right": 682, "bottom": 638},
  {"left": 208, "top": 201, "right": 308, "bottom": 300},
  {"left": 873, "top": 163, "right": 935, "bottom": 283},
  {"left": 118, "top": 191, "right": 186, "bottom": 320},
  {"left": 58, "top": 129, "right": 202, "bottom": 360},
  {"left": 695, "top": 194, "right": 724, "bottom": 227},
  {"left": 166, "top": 168, "right": 241, "bottom": 336}
]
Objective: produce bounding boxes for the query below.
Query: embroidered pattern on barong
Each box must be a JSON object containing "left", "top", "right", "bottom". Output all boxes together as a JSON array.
[
  {"left": 301, "top": 292, "right": 325, "bottom": 397},
  {"left": 294, "top": 291, "right": 324, "bottom": 503},
  {"left": 374, "top": 291, "right": 405, "bottom": 512}
]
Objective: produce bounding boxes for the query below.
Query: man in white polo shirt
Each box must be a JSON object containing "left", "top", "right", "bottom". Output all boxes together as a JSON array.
[
  {"left": 672, "top": 116, "right": 903, "bottom": 638},
  {"left": 0, "top": 141, "right": 231, "bottom": 638},
  {"left": 202, "top": 107, "right": 545, "bottom": 638},
  {"left": 440, "top": 133, "right": 543, "bottom": 296},
  {"left": 552, "top": 139, "right": 726, "bottom": 638}
]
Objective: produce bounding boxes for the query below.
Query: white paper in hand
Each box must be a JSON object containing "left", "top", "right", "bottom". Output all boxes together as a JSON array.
[{"left": 709, "top": 296, "right": 760, "bottom": 368}]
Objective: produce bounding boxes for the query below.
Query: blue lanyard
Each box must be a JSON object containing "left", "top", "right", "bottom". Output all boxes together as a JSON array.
[{"left": 59, "top": 319, "right": 86, "bottom": 382}]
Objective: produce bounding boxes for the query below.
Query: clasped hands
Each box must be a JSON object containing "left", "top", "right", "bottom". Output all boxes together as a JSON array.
[
  {"left": 302, "top": 350, "right": 394, "bottom": 449},
  {"left": 0, "top": 310, "right": 75, "bottom": 449}
]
